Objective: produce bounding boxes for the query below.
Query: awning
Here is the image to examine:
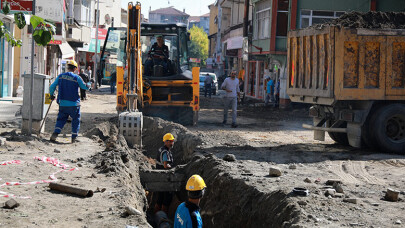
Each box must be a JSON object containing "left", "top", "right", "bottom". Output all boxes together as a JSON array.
[
  {"left": 58, "top": 42, "right": 75, "bottom": 59},
  {"left": 226, "top": 36, "right": 243, "bottom": 50}
]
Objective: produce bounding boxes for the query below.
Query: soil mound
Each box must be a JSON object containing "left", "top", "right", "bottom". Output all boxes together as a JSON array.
[
  {"left": 316, "top": 11, "right": 405, "bottom": 29},
  {"left": 142, "top": 117, "right": 202, "bottom": 164},
  {"left": 183, "top": 155, "right": 300, "bottom": 228}
]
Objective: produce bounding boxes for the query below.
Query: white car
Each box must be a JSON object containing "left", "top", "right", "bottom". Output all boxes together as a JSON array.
[{"left": 199, "top": 72, "right": 218, "bottom": 95}]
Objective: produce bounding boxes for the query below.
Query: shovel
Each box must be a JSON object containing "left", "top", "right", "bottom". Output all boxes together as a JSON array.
[{"left": 37, "top": 99, "right": 54, "bottom": 136}]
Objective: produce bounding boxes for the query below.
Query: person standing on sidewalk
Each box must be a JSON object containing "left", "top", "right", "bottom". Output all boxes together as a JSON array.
[
  {"left": 154, "top": 133, "right": 175, "bottom": 214},
  {"left": 110, "top": 71, "right": 116, "bottom": 94},
  {"left": 78, "top": 69, "right": 89, "bottom": 100},
  {"left": 221, "top": 70, "right": 240, "bottom": 128},
  {"left": 265, "top": 76, "right": 275, "bottom": 106},
  {"left": 204, "top": 73, "right": 213, "bottom": 98},
  {"left": 49, "top": 60, "right": 92, "bottom": 143}
]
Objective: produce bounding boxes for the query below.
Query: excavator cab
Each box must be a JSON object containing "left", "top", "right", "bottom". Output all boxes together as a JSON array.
[{"left": 100, "top": 20, "right": 199, "bottom": 126}]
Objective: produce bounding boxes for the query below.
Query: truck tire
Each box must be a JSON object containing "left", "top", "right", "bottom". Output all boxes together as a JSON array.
[
  {"left": 372, "top": 104, "right": 405, "bottom": 154},
  {"left": 328, "top": 122, "right": 349, "bottom": 146}
]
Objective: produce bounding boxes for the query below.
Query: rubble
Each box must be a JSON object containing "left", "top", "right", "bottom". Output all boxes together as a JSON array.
[
  {"left": 223, "top": 154, "right": 236, "bottom": 162},
  {"left": 385, "top": 188, "right": 400, "bottom": 202},
  {"left": 3, "top": 199, "right": 19, "bottom": 209},
  {"left": 269, "top": 167, "right": 282, "bottom": 177}
]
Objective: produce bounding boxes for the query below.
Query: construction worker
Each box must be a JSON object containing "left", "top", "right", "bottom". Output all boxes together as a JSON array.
[
  {"left": 174, "top": 175, "right": 206, "bottom": 228},
  {"left": 49, "top": 60, "right": 92, "bottom": 143},
  {"left": 154, "top": 133, "right": 175, "bottom": 214}
]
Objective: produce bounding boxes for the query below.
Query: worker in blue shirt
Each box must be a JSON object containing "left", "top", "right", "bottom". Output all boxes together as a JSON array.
[
  {"left": 174, "top": 175, "right": 206, "bottom": 228},
  {"left": 49, "top": 60, "right": 92, "bottom": 143}
]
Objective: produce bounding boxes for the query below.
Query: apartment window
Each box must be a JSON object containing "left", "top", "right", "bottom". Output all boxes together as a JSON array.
[
  {"left": 276, "top": 0, "right": 289, "bottom": 37},
  {"left": 254, "top": 0, "right": 271, "bottom": 40},
  {"left": 300, "top": 10, "right": 345, "bottom": 28}
]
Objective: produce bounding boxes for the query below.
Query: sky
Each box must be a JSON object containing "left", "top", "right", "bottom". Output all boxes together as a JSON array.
[{"left": 121, "top": 0, "right": 213, "bottom": 18}]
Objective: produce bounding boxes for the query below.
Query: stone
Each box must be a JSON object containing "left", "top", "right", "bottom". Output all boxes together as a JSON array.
[
  {"left": 77, "top": 218, "right": 83, "bottom": 221},
  {"left": 0, "top": 137, "right": 6, "bottom": 146},
  {"left": 343, "top": 198, "right": 359, "bottom": 204},
  {"left": 395, "top": 220, "right": 402, "bottom": 225},
  {"left": 297, "top": 200, "right": 307, "bottom": 206},
  {"left": 91, "top": 173, "right": 97, "bottom": 178},
  {"left": 54, "top": 149, "right": 61, "bottom": 153},
  {"left": 304, "top": 178, "right": 311, "bottom": 183},
  {"left": 334, "top": 193, "right": 344, "bottom": 198},
  {"left": 325, "top": 189, "right": 336, "bottom": 197},
  {"left": 385, "top": 188, "right": 400, "bottom": 202},
  {"left": 223, "top": 154, "right": 236, "bottom": 162},
  {"left": 289, "top": 164, "right": 297, "bottom": 169},
  {"left": 125, "top": 206, "right": 142, "bottom": 216},
  {"left": 4, "top": 199, "right": 19, "bottom": 209},
  {"left": 326, "top": 179, "right": 342, "bottom": 185},
  {"left": 77, "top": 163, "right": 83, "bottom": 167},
  {"left": 333, "top": 182, "right": 344, "bottom": 193},
  {"left": 269, "top": 167, "right": 282, "bottom": 177}
]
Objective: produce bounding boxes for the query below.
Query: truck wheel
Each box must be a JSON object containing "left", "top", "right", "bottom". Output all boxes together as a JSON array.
[
  {"left": 328, "top": 122, "right": 349, "bottom": 145},
  {"left": 178, "top": 108, "right": 198, "bottom": 126},
  {"left": 373, "top": 104, "right": 405, "bottom": 154}
]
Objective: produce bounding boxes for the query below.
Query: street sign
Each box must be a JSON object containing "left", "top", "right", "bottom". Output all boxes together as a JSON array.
[{"left": 1, "top": 0, "right": 33, "bottom": 13}]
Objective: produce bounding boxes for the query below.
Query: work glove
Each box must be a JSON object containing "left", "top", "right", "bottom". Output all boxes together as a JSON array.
[{"left": 50, "top": 95, "right": 55, "bottom": 101}]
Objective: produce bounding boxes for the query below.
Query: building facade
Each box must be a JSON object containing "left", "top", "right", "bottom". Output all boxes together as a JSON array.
[{"left": 149, "top": 7, "right": 189, "bottom": 24}]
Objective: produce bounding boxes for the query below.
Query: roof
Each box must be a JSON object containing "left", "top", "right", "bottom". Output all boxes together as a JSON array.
[
  {"left": 149, "top": 6, "right": 189, "bottom": 16},
  {"left": 189, "top": 16, "right": 200, "bottom": 23},
  {"left": 201, "top": 13, "right": 210, "bottom": 17}
]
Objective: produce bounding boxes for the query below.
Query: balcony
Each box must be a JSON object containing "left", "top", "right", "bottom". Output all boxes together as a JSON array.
[{"left": 66, "top": 25, "right": 91, "bottom": 44}]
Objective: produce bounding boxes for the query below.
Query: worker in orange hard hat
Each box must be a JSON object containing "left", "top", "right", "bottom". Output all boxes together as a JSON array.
[
  {"left": 49, "top": 60, "right": 92, "bottom": 143},
  {"left": 174, "top": 174, "right": 206, "bottom": 228},
  {"left": 154, "top": 133, "right": 175, "bottom": 214}
]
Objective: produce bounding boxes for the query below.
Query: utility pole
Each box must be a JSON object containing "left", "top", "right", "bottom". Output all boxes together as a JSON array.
[
  {"left": 94, "top": 0, "right": 100, "bottom": 89},
  {"left": 28, "top": 0, "right": 37, "bottom": 135},
  {"left": 243, "top": 0, "right": 249, "bottom": 37}
]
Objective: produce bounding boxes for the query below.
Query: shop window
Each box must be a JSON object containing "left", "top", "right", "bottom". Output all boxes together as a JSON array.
[
  {"left": 254, "top": 1, "right": 271, "bottom": 40},
  {"left": 300, "top": 10, "right": 345, "bottom": 28}
]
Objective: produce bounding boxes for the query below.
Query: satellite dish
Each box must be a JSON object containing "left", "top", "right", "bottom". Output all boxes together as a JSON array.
[{"left": 105, "top": 14, "right": 111, "bottom": 25}]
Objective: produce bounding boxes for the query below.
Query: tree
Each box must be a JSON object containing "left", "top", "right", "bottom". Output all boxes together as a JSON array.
[
  {"left": 1, "top": 2, "right": 55, "bottom": 47},
  {"left": 188, "top": 25, "right": 208, "bottom": 67}
]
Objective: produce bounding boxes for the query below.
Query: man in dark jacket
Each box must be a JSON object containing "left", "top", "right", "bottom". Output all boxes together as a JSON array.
[
  {"left": 79, "top": 69, "right": 89, "bottom": 100},
  {"left": 154, "top": 133, "right": 175, "bottom": 214},
  {"left": 49, "top": 60, "right": 91, "bottom": 143},
  {"left": 110, "top": 71, "right": 116, "bottom": 94},
  {"left": 144, "top": 35, "right": 169, "bottom": 76}
]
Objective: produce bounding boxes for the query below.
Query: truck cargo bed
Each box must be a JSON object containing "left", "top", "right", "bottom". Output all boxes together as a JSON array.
[{"left": 287, "top": 26, "right": 405, "bottom": 105}]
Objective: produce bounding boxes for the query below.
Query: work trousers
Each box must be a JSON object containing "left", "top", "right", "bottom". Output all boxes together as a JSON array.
[
  {"left": 157, "top": 191, "right": 173, "bottom": 207},
  {"left": 265, "top": 93, "right": 275, "bottom": 106},
  {"left": 80, "top": 89, "right": 86, "bottom": 100},
  {"left": 204, "top": 84, "right": 212, "bottom": 98},
  {"left": 54, "top": 106, "right": 81, "bottom": 139},
  {"left": 223, "top": 97, "right": 237, "bottom": 124},
  {"left": 144, "top": 59, "right": 168, "bottom": 76}
]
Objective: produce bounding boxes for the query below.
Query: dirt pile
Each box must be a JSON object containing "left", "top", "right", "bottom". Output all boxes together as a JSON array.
[
  {"left": 142, "top": 117, "right": 202, "bottom": 164},
  {"left": 318, "top": 11, "right": 405, "bottom": 29},
  {"left": 183, "top": 154, "right": 301, "bottom": 228}
]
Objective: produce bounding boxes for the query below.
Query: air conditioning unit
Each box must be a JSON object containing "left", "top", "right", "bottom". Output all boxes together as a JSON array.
[{"left": 67, "top": 18, "right": 74, "bottom": 25}]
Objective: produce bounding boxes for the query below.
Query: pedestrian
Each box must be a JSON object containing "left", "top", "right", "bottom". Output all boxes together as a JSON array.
[
  {"left": 221, "top": 70, "right": 240, "bottom": 128},
  {"left": 154, "top": 133, "right": 175, "bottom": 214},
  {"left": 85, "top": 66, "right": 92, "bottom": 80},
  {"left": 97, "top": 69, "right": 103, "bottom": 88},
  {"left": 275, "top": 79, "right": 280, "bottom": 108},
  {"left": 265, "top": 76, "right": 275, "bottom": 106},
  {"left": 79, "top": 69, "right": 89, "bottom": 100},
  {"left": 110, "top": 71, "right": 116, "bottom": 94},
  {"left": 204, "top": 73, "right": 213, "bottom": 98},
  {"left": 49, "top": 60, "right": 91, "bottom": 143},
  {"left": 174, "top": 174, "right": 206, "bottom": 228},
  {"left": 238, "top": 67, "right": 245, "bottom": 92}
]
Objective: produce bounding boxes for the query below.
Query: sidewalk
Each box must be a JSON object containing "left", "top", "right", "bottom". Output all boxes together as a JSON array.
[{"left": 0, "top": 101, "right": 22, "bottom": 122}]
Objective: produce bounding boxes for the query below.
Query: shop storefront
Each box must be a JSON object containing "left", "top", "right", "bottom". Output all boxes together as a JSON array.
[
  {"left": 0, "top": 20, "right": 13, "bottom": 98},
  {"left": 246, "top": 55, "right": 267, "bottom": 100}
]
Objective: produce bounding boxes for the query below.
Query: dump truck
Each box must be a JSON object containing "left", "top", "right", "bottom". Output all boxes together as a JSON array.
[{"left": 287, "top": 25, "right": 405, "bottom": 154}]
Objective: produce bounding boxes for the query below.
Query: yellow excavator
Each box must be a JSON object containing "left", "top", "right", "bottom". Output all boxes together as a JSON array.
[{"left": 99, "top": 2, "right": 200, "bottom": 128}]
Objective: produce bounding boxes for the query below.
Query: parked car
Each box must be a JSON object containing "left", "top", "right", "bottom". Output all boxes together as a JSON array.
[{"left": 199, "top": 72, "right": 218, "bottom": 95}]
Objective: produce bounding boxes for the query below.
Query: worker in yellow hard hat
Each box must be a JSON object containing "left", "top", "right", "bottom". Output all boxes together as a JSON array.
[
  {"left": 49, "top": 60, "right": 92, "bottom": 143},
  {"left": 174, "top": 175, "right": 206, "bottom": 228},
  {"left": 154, "top": 133, "right": 175, "bottom": 214}
]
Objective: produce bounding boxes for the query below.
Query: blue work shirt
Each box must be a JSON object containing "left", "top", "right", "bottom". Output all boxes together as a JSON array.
[
  {"left": 50, "top": 72, "right": 90, "bottom": 106},
  {"left": 174, "top": 201, "right": 202, "bottom": 228},
  {"left": 267, "top": 79, "right": 274, "bottom": 94}
]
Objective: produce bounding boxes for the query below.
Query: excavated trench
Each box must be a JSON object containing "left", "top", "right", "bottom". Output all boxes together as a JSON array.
[
  {"left": 141, "top": 117, "right": 301, "bottom": 228},
  {"left": 87, "top": 117, "right": 301, "bottom": 227}
]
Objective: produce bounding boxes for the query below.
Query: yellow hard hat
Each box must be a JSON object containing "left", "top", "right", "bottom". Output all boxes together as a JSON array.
[
  {"left": 163, "top": 133, "right": 175, "bottom": 142},
  {"left": 67, "top": 60, "right": 78, "bottom": 68},
  {"left": 186, "top": 175, "right": 206, "bottom": 191}
]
